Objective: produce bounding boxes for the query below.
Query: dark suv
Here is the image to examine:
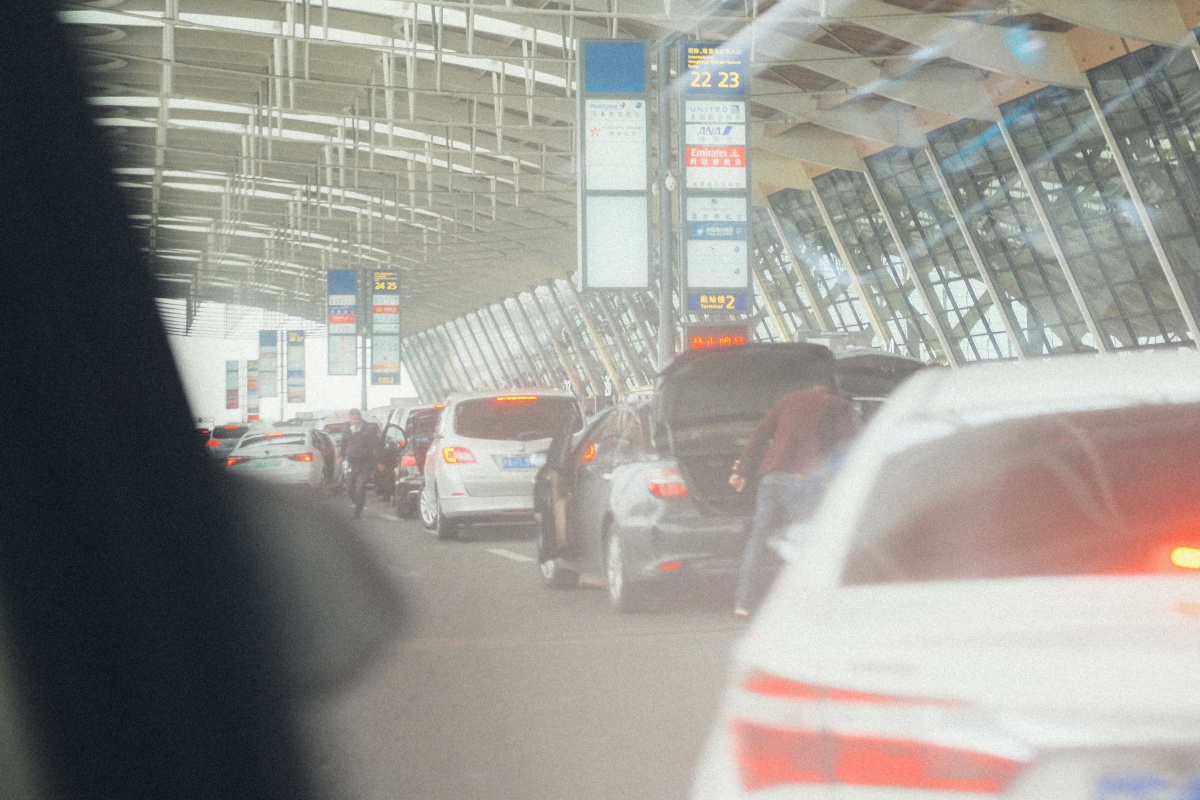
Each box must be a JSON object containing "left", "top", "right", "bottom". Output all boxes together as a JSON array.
[{"left": 392, "top": 405, "right": 444, "bottom": 520}]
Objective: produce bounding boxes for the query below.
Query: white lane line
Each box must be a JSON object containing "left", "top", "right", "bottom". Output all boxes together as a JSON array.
[
  {"left": 487, "top": 548, "right": 535, "bottom": 563},
  {"left": 378, "top": 513, "right": 400, "bottom": 522}
]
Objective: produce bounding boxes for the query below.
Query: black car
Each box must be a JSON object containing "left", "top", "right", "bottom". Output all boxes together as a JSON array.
[
  {"left": 533, "top": 343, "right": 923, "bottom": 613},
  {"left": 391, "top": 404, "right": 444, "bottom": 520}
]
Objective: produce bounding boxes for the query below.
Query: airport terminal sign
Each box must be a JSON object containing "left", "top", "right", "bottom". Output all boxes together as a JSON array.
[{"left": 680, "top": 42, "right": 750, "bottom": 311}]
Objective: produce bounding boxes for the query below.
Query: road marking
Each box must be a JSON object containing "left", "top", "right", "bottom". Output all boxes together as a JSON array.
[
  {"left": 378, "top": 513, "right": 400, "bottom": 522},
  {"left": 487, "top": 548, "right": 535, "bottom": 563}
]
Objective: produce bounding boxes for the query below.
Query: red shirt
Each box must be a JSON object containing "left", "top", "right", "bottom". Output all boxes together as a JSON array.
[{"left": 732, "top": 386, "right": 856, "bottom": 480}]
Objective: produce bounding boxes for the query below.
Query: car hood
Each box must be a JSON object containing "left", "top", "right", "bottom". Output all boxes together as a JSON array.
[{"left": 652, "top": 343, "right": 835, "bottom": 441}]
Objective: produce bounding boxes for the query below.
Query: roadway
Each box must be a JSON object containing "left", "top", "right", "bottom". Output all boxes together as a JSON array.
[{"left": 302, "top": 494, "right": 746, "bottom": 800}]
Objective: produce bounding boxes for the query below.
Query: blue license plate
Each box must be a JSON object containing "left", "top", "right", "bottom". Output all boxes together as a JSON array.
[
  {"left": 1097, "top": 776, "right": 1200, "bottom": 800},
  {"left": 501, "top": 455, "right": 533, "bottom": 469}
]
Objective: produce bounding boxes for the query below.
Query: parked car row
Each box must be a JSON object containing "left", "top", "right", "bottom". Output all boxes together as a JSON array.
[{"left": 533, "top": 344, "right": 924, "bottom": 613}]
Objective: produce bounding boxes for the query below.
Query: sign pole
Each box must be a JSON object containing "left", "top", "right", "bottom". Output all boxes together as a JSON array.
[{"left": 656, "top": 36, "right": 676, "bottom": 373}]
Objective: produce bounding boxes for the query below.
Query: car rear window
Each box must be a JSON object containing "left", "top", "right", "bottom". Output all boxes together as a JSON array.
[
  {"left": 239, "top": 434, "right": 308, "bottom": 450},
  {"left": 409, "top": 408, "right": 442, "bottom": 438},
  {"left": 212, "top": 425, "right": 249, "bottom": 440},
  {"left": 453, "top": 396, "right": 582, "bottom": 441},
  {"left": 841, "top": 403, "right": 1200, "bottom": 585}
]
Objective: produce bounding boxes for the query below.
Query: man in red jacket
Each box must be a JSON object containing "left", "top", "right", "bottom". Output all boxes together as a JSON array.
[{"left": 729, "top": 383, "right": 857, "bottom": 617}]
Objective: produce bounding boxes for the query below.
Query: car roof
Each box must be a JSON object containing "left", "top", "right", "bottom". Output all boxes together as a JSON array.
[
  {"left": 886, "top": 349, "right": 1200, "bottom": 427},
  {"left": 441, "top": 389, "right": 579, "bottom": 405}
]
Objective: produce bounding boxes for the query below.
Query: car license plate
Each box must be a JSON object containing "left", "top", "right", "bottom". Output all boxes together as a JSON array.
[
  {"left": 501, "top": 455, "right": 533, "bottom": 469},
  {"left": 1097, "top": 775, "right": 1200, "bottom": 800},
  {"left": 253, "top": 458, "right": 283, "bottom": 470}
]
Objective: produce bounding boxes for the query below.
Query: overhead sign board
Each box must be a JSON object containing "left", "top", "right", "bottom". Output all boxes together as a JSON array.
[
  {"left": 680, "top": 42, "right": 751, "bottom": 311},
  {"left": 685, "top": 322, "right": 750, "bottom": 351},
  {"left": 225, "top": 360, "right": 239, "bottom": 410},
  {"left": 578, "top": 40, "right": 651, "bottom": 290},
  {"left": 286, "top": 330, "right": 305, "bottom": 403},
  {"left": 372, "top": 269, "right": 401, "bottom": 385},
  {"left": 258, "top": 330, "right": 278, "bottom": 398},
  {"left": 327, "top": 269, "right": 357, "bottom": 376}
]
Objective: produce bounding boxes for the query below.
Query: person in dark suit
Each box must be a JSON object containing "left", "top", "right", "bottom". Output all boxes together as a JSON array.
[{"left": 343, "top": 409, "right": 380, "bottom": 518}]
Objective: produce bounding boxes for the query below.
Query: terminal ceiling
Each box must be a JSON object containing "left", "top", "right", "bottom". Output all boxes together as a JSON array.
[{"left": 64, "top": 0, "right": 1199, "bottom": 335}]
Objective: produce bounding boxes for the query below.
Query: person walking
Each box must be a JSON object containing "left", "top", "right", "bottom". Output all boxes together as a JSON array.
[
  {"left": 729, "top": 383, "right": 857, "bottom": 618},
  {"left": 342, "top": 408, "right": 380, "bottom": 518}
]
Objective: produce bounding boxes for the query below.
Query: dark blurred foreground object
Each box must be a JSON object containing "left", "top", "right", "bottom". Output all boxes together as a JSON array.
[{"left": 0, "top": 5, "right": 401, "bottom": 799}]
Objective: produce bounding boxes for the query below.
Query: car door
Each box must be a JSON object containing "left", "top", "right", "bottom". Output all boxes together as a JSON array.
[{"left": 567, "top": 411, "right": 627, "bottom": 575}]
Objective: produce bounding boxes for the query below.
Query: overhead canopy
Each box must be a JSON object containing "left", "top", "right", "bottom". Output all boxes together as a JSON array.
[{"left": 60, "top": 0, "right": 1198, "bottom": 334}]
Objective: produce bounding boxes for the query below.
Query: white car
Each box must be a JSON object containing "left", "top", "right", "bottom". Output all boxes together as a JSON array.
[
  {"left": 225, "top": 427, "right": 338, "bottom": 490},
  {"left": 693, "top": 349, "right": 1200, "bottom": 800},
  {"left": 421, "top": 390, "right": 584, "bottom": 539}
]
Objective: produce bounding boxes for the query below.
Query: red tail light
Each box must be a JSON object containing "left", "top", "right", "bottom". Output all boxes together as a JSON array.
[
  {"left": 646, "top": 467, "right": 687, "bottom": 498},
  {"left": 731, "top": 672, "right": 1023, "bottom": 794},
  {"left": 225, "top": 456, "right": 250, "bottom": 467},
  {"left": 442, "top": 446, "right": 476, "bottom": 464},
  {"left": 400, "top": 454, "right": 418, "bottom": 468},
  {"left": 207, "top": 438, "right": 220, "bottom": 447},
  {"left": 286, "top": 452, "right": 314, "bottom": 463},
  {"left": 494, "top": 395, "right": 537, "bottom": 402}
]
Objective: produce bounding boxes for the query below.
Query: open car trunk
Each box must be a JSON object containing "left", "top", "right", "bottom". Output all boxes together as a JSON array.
[{"left": 654, "top": 343, "right": 837, "bottom": 515}]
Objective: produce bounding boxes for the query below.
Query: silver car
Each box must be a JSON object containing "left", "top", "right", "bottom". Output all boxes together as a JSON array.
[
  {"left": 421, "top": 391, "right": 584, "bottom": 539},
  {"left": 224, "top": 427, "right": 338, "bottom": 490}
]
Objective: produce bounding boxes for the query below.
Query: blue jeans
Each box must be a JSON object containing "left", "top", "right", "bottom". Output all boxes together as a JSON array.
[{"left": 734, "top": 471, "right": 825, "bottom": 611}]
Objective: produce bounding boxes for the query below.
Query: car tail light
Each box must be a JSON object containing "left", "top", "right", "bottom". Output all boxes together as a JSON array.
[
  {"left": 646, "top": 467, "right": 688, "bottom": 498},
  {"left": 494, "top": 395, "right": 537, "bottom": 402},
  {"left": 400, "top": 454, "right": 418, "bottom": 468},
  {"left": 442, "top": 446, "right": 476, "bottom": 464},
  {"left": 730, "top": 672, "right": 1024, "bottom": 794},
  {"left": 1170, "top": 546, "right": 1200, "bottom": 569},
  {"left": 207, "top": 438, "right": 220, "bottom": 447},
  {"left": 225, "top": 456, "right": 250, "bottom": 467},
  {"left": 286, "top": 452, "right": 314, "bottom": 463}
]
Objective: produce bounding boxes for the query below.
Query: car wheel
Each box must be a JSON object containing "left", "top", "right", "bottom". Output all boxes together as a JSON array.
[
  {"left": 418, "top": 486, "right": 437, "bottom": 529},
  {"left": 536, "top": 520, "right": 578, "bottom": 589},
  {"left": 434, "top": 496, "right": 458, "bottom": 541},
  {"left": 605, "top": 531, "right": 646, "bottom": 613}
]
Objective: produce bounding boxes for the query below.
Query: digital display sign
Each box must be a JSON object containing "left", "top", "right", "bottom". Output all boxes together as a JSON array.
[{"left": 685, "top": 323, "right": 750, "bottom": 351}]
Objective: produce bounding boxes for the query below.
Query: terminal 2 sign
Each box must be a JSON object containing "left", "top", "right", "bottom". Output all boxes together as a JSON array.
[{"left": 681, "top": 42, "right": 750, "bottom": 316}]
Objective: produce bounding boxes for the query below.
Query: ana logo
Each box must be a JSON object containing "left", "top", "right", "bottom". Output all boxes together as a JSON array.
[{"left": 699, "top": 125, "right": 734, "bottom": 136}]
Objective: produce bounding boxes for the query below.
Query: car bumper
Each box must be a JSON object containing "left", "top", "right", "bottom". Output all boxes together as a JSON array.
[
  {"left": 438, "top": 491, "right": 536, "bottom": 523},
  {"left": 619, "top": 518, "right": 748, "bottom": 584}
]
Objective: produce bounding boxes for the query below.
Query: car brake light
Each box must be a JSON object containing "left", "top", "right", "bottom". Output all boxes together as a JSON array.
[
  {"left": 225, "top": 457, "right": 250, "bottom": 467},
  {"left": 582, "top": 443, "right": 596, "bottom": 462},
  {"left": 646, "top": 467, "right": 687, "bottom": 497},
  {"left": 400, "top": 454, "right": 418, "bottom": 468},
  {"left": 286, "top": 452, "right": 314, "bottom": 462},
  {"left": 495, "top": 395, "right": 537, "bottom": 402},
  {"left": 207, "top": 438, "right": 220, "bottom": 447},
  {"left": 443, "top": 446, "right": 476, "bottom": 464},
  {"left": 731, "top": 672, "right": 1022, "bottom": 794},
  {"left": 1170, "top": 546, "right": 1200, "bottom": 569}
]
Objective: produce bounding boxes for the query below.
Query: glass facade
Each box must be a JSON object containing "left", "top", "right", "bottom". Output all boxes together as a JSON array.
[
  {"left": 814, "top": 169, "right": 942, "bottom": 361},
  {"left": 402, "top": 41, "right": 1200, "bottom": 402},
  {"left": 1001, "top": 85, "right": 1189, "bottom": 347}
]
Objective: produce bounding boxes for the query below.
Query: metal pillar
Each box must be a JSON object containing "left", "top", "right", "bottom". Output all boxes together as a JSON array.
[
  {"left": 593, "top": 293, "right": 649, "bottom": 387},
  {"left": 1084, "top": 87, "right": 1200, "bottom": 344},
  {"left": 810, "top": 188, "right": 894, "bottom": 349},
  {"left": 923, "top": 146, "right": 1028, "bottom": 360},
  {"left": 862, "top": 169, "right": 958, "bottom": 366},
  {"left": 997, "top": 115, "right": 1108, "bottom": 352},
  {"left": 437, "top": 323, "right": 481, "bottom": 390},
  {"left": 498, "top": 300, "right": 550, "bottom": 387},
  {"left": 656, "top": 37, "right": 677, "bottom": 373},
  {"left": 483, "top": 305, "right": 529, "bottom": 388},
  {"left": 546, "top": 282, "right": 606, "bottom": 393},
  {"left": 522, "top": 291, "right": 584, "bottom": 395},
  {"left": 762, "top": 201, "right": 835, "bottom": 332},
  {"left": 455, "top": 316, "right": 502, "bottom": 388}
]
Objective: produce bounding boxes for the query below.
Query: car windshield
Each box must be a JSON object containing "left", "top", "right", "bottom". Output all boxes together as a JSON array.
[
  {"left": 454, "top": 397, "right": 582, "bottom": 441},
  {"left": 238, "top": 434, "right": 308, "bottom": 450},
  {"left": 842, "top": 403, "right": 1200, "bottom": 585}
]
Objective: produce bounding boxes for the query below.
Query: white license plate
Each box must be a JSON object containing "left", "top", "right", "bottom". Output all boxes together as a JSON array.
[
  {"left": 501, "top": 455, "right": 533, "bottom": 469},
  {"left": 253, "top": 458, "right": 284, "bottom": 470},
  {"left": 1097, "top": 776, "right": 1200, "bottom": 800}
]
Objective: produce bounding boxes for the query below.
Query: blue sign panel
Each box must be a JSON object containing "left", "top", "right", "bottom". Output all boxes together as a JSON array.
[
  {"left": 582, "top": 41, "right": 646, "bottom": 94},
  {"left": 687, "top": 291, "right": 750, "bottom": 313},
  {"left": 327, "top": 269, "right": 356, "bottom": 295}
]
